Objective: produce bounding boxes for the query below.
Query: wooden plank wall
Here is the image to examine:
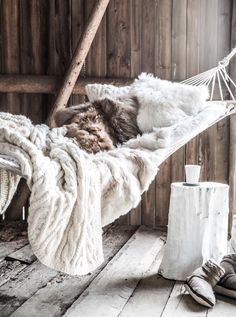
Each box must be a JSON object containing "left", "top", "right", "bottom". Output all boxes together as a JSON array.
[{"left": 0, "top": 0, "right": 234, "bottom": 227}]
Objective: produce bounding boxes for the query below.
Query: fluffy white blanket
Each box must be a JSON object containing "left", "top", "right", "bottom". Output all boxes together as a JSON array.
[{"left": 0, "top": 101, "right": 228, "bottom": 275}]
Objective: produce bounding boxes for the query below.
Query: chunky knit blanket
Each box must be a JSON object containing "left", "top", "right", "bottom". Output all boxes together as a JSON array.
[{"left": 0, "top": 102, "right": 228, "bottom": 275}]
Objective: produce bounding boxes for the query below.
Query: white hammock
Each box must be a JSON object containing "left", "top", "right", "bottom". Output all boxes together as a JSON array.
[{"left": 0, "top": 49, "right": 235, "bottom": 274}]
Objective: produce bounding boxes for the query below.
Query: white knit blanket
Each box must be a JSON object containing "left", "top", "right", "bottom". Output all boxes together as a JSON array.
[{"left": 0, "top": 102, "right": 228, "bottom": 275}]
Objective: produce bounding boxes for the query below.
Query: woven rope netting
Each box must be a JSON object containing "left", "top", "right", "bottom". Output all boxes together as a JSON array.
[{"left": 181, "top": 47, "right": 236, "bottom": 101}]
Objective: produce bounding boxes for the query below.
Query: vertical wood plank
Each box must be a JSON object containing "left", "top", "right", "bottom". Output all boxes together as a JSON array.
[
  {"left": 47, "top": 0, "right": 72, "bottom": 113},
  {"left": 107, "top": 0, "right": 131, "bottom": 224},
  {"left": 85, "top": 0, "right": 107, "bottom": 77},
  {"left": 141, "top": 0, "right": 156, "bottom": 227},
  {"left": 171, "top": 0, "right": 187, "bottom": 185},
  {"left": 129, "top": 0, "right": 142, "bottom": 225},
  {"left": 0, "top": 0, "right": 20, "bottom": 114},
  {"left": 199, "top": 0, "right": 217, "bottom": 182},
  {"left": 19, "top": 0, "right": 48, "bottom": 123},
  {"left": 155, "top": 0, "right": 172, "bottom": 227},
  {"left": 107, "top": 0, "right": 131, "bottom": 78},
  {"left": 185, "top": 0, "right": 201, "bottom": 167},
  {"left": 0, "top": 0, "right": 23, "bottom": 220},
  {"left": 141, "top": 0, "right": 156, "bottom": 73},
  {"left": 71, "top": 0, "right": 85, "bottom": 105}
]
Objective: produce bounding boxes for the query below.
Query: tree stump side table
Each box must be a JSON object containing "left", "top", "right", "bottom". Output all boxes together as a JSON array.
[{"left": 159, "top": 182, "right": 229, "bottom": 281}]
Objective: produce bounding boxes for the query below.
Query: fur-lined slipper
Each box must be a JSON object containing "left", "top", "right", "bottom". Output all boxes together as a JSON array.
[
  {"left": 184, "top": 259, "right": 225, "bottom": 308},
  {"left": 215, "top": 254, "right": 236, "bottom": 299}
]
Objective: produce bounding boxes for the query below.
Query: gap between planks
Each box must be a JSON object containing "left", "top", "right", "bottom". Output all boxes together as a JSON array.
[
  {"left": 0, "top": 225, "right": 137, "bottom": 317},
  {"left": 63, "top": 227, "right": 166, "bottom": 317}
]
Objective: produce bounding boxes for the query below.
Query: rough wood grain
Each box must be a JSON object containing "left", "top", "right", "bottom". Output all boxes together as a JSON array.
[
  {"left": 210, "top": 0, "right": 231, "bottom": 183},
  {"left": 85, "top": 0, "right": 107, "bottom": 77},
  {"left": 107, "top": 0, "right": 131, "bottom": 77},
  {"left": 0, "top": 260, "right": 27, "bottom": 287},
  {"left": 129, "top": 0, "right": 142, "bottom": 225},
  {"left": 9, "top": 226, "right": 137, "bottom": 317},
  {"left": 140, "top": 0, "right": 156, "bottom": 227},
  {"left": 170, "top": 0, "right": 187, "bottom": 186},
  {"left": 64, "top": 227, "right": 165, "bottom": 317},
  {"left": 119, "top": 246, "right": 175, "bottom": 317},
  {"left": 0, "top": 239, "right": 28, "bottom": 263},
  {"left": 0, "top": 75, "right": 133, "bottom": 94},
  {"left": 155, "top": 0, "right": 172, "bottom": 227},
  {"left": 6, "top": 244, "right": 36, "bottom": 264},
  {"left": 0, "top": 0, "right": 25, "bottom": 220},
  {"left": 107, "top": 0, "right": 131, "bottom": 225},
  {"left": 0, "top": 261, "right": 58, "bottom": 317},
  {"left": 47, "top": 0, "right": 110, "bottom": 126},
  {"left": 161, "top": 281, "right": 208, "bottom": 317},
  {"left": 198, "top": 0, "right": 215, "bottom": 182},
  {"left": 185, "top": 0, "right": 201, "bottom": 167},
  {"left": 0, "top": 0, "right": 20, "bottom": 114},
  {"left": 208, "top": 295, "right": 236, "bottom": 317}
]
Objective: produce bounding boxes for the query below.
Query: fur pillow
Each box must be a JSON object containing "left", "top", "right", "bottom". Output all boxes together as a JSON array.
[
  {"left": 85, "top": 83, "right": 131, "bottom": 102},
  {"left": 85, "top": 73, "right": 209, "bottom": 134},
  {"left": 131, "top": 73, "right": 209, "bottom": 132}
]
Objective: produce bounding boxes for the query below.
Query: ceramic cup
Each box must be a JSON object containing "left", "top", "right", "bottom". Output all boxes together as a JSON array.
[{"left": 185, "top": 164, "right": 201, "bottom": 185}]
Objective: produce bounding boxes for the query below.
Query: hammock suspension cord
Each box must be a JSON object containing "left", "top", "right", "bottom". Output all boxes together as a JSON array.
[{"left": 181, "top": 47, "right": 236, "bottom": 101}]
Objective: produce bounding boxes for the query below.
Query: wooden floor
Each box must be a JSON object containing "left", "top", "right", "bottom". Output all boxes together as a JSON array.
[{"left": 0, "top": 222, "right": 235, "bottom": 317}]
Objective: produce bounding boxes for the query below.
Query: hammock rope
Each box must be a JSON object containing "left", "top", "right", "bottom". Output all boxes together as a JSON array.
[{"left": 181, "top": 47, "right": 236, "bottom": 101}]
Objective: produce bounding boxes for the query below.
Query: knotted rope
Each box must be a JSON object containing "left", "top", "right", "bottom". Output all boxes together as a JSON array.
[{"left": 182, "top": 47, "right": 236, "bottom": 101}]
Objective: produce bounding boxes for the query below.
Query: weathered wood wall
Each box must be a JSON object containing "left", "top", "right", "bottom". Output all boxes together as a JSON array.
[{"left": 0, "top": 0, "right": 235, "bottom": 227}]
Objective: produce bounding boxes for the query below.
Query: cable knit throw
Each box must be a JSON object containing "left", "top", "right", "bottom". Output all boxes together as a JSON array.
[{"left": 0, "top": 102, "right": 230, "bottom": 275}]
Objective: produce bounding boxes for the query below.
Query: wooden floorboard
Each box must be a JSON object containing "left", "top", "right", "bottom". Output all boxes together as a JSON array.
[
  {"left": 208, "top": 294, "right": 236, "bottom": 317},
  {"left": 0, "top": 260, "right": 58, "bottom": 317},
  {"left": 119, "top": 248, "right": 174, "bottom": 317},
  {"left": 64, "top": 227, "right": 166, "bottom": 317},
  {"left": 0, "top": 221, "right": 28, "bottom": 263},
  {"left": 0, "top": 224, "right": 235, "bottom": 317},
  {"left": 161, "top": 282, "right": 208, "bottom": 317},
  {"left": 6, "top": 244, "right": 36, "bottom": 264},
  {"left": 0, "top": 260, "right": 27, "bottom": 288},
  {"left": 8, "top": 225, "right": 137, "bottom": 317}
]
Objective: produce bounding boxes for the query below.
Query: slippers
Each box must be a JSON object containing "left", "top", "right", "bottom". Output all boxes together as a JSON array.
[
  {"left": 184, "top": 259, "right": 225, "bottom": 308},
  {"left": 214, "top": 254, "right": 236, "bottom": 299}
]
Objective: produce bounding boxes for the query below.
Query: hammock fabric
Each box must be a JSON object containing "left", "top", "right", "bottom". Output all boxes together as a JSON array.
[{"left": 0, "top": 101, "right": 234, "bottom": 275}]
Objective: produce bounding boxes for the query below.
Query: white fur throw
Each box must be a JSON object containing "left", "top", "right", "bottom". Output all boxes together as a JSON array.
[
  {"left": 0, "top": 101, "right": 227, "bottom": 275},
  {"left": 85, "top": 73, "right": 209, "bottom": 133}
]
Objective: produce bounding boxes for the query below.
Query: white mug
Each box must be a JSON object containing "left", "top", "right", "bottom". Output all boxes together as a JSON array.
[{"left": 185, "top": 164, "right": 201, "bottom": 184}]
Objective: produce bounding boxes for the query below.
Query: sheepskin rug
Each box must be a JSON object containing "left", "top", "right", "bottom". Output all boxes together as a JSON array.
[{"left": 131, "top": 73, "right": 209, "bottom": 132}]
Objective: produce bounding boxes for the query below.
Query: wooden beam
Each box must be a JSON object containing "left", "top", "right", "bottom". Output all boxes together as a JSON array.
[
  {"left": 0, "top": 75, "right": 132, "bottom": 94},
  {"left": 47, "top": 0, "right": 111, "bottom": 126}
]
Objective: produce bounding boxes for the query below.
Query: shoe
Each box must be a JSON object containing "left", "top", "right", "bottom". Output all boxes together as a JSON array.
[
  {"left": 184, "top": 259, "right": 225, "bottom": 308},
  {"left": 214, "top": 254, "right": 236, "bottom": 299}
]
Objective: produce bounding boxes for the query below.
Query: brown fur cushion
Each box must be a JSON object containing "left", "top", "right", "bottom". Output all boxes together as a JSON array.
[{"left": 54, "top": 98, "right": 141, "bottom": 154}]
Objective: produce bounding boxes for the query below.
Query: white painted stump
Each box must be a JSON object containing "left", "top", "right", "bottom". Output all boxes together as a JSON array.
[{"left": 159, "top": 182, "right": 229, "bottom": 280}]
